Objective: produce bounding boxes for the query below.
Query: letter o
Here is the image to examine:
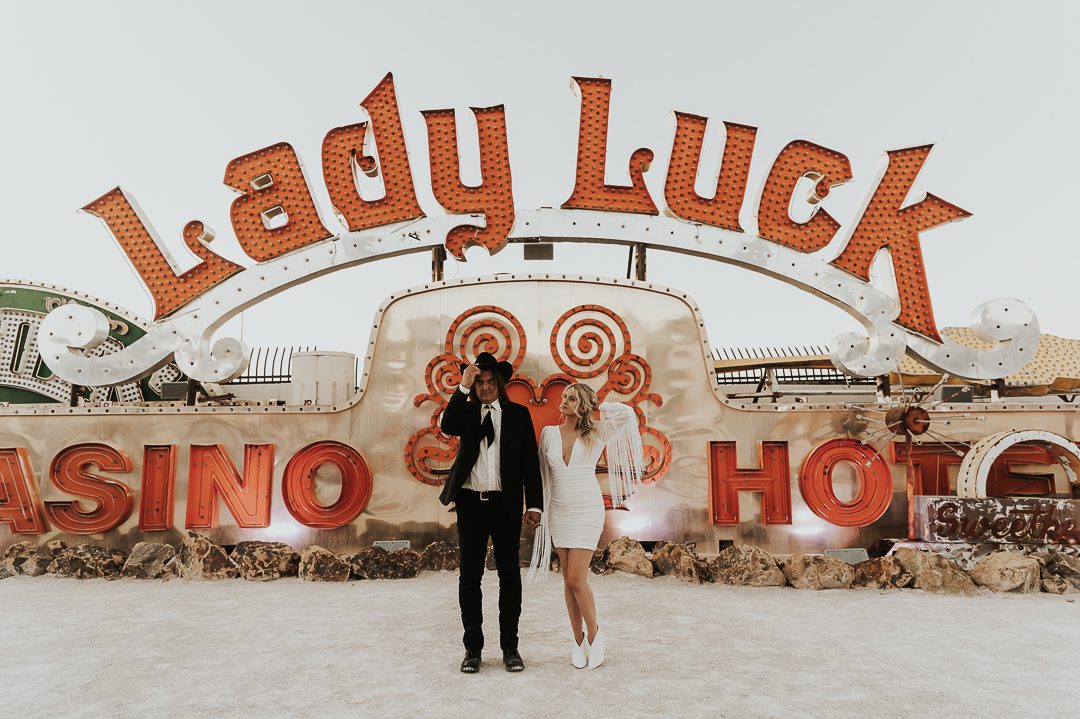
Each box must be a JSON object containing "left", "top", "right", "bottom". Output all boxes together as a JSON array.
[
  {"left": 799, "top": 439, "right": 892, "bottom": 527},
  {"left": 282, "top": 441, "right": 372, "bottom": 529}
]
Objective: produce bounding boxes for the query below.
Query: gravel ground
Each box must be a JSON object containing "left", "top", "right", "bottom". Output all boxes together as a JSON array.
[{"left": 1, "top": 571, "right": 1077, "bottom": 718}]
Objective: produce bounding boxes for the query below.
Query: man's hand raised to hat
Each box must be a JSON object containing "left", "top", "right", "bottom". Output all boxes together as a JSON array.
[{"left": 460, "top": 363, "right": 481, "bottom": 391}]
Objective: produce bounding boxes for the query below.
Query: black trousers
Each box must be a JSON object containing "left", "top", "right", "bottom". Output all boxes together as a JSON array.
[{"left": 455, "top": 490, "right": 522, "bottom": 653}]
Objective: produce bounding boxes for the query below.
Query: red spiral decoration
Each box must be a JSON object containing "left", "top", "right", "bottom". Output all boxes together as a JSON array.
[
  {"left": 445, "top": 305, "right": 526, "bottom": 370},
  {"left": 406, "top": 302, "right": 672, "bottom": 488},
  {"left": 550, "top": 305, "right": 632, "bottom": 378}
]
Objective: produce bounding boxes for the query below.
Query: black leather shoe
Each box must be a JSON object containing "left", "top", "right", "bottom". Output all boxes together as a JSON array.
[
  {"left": 503, "top": 649, "right": 525, "bottom": 672},
  {"left": 460, "top": 650, "right": 481, "bottom": 673}
]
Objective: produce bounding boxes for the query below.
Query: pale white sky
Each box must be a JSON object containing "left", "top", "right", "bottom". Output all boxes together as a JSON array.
[{"left": 1, "top": 1, "right": 1076, "bottom": 358}]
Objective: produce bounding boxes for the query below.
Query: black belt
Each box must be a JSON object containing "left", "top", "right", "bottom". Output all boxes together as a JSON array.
[{"left": 461, "top": 489, "right": 502, "bottom": 501}]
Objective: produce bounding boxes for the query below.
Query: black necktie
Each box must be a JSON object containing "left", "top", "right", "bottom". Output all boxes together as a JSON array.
[{"left": 481, "top": 406, "right": 494, "bottom": 446}]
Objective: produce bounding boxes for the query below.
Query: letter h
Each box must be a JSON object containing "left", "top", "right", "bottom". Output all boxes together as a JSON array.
[{"left": 708, "top": 441, "right": 792, "bottom": 525}]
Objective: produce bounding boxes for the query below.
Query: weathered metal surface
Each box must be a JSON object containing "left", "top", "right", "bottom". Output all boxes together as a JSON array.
[{"left": 914, "top": 496, "right": 1080, "bottom": 544}]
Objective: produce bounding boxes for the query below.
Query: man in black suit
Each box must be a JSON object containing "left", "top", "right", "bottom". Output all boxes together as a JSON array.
[{"left": 440, "top": 352, "right": 542, "bottom": 674}]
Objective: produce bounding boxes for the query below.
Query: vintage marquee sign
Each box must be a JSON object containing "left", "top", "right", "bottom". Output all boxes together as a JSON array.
[
  {"left": 1, "top": 274, "right": 1078, "bottom": 554},
  {"left": 711, "top": 438, "right": 1080, "bottom": 534},
  {"left": 35, "top": 72, "right": 1036, "bottom": 392},
  {"left": 2, "top": 432, "right": 1076, "bottom": 541},
  {"left": 0, "top": 441, "right": 371, "bottom": 535},
  {"left": 2, "top": 75, "right": 1073, "bottom": 556}
]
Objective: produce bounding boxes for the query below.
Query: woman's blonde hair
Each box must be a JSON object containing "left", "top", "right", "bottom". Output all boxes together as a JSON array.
[{"left": 564, "top": 383, "right": 599, "bottom": 444}]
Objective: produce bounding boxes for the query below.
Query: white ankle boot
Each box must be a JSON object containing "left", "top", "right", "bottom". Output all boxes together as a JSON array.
[
  {"left": 571, "top": 632, "right": 588, "bottom": 669},
  {"left": 587, "top": 627, "right": 605, "bottom": 669}
]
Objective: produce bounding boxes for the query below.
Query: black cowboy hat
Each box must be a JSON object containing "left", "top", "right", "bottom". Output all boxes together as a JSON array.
[{"left": 460, "top": 351, "right": 513, "bottom": 383}]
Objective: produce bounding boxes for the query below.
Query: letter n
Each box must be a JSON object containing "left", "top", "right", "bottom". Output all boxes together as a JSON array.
[
  {"left": 708, "top": 441, "right": 791, "bottom": 525},
  {"left": 185, "top": 444, "right": 273, "bottom": 529}
]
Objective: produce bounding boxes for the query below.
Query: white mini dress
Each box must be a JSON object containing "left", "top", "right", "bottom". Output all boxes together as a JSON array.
[
  {"left": 527, "top": 402, "right": 644, "bottom": 578},
  {"left": 542, "top": 425, "right": 608, "bottom": 550}
]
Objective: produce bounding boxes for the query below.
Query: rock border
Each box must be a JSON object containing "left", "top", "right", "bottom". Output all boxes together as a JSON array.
[{"left": 2, "top": 533, "right": 1077, "bottom": 595}]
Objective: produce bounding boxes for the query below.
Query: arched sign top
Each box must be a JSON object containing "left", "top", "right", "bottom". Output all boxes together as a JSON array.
[{"left": 36, "top": 72, "right": 1037, "bottom": 386}]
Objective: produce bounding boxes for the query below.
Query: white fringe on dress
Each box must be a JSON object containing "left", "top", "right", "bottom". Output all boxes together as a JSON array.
[
  {"left": 526, "top": 402, "right": 644, "bottom": 582},
  {"left": 598, "top": 402, "right": 644, "bottom": 508},
  {"left": 525, "top": 437, "right": 554, "bottom": 583}
]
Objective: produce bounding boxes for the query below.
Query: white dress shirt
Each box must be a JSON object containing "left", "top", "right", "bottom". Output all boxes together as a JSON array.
[{"left": 461, "top": 392, "right": 503, "bottom": 492}]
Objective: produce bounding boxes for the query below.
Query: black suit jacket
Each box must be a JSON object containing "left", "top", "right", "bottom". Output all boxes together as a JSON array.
[{"left": 438, "top": 388, "right": 543, "bottom": 518}]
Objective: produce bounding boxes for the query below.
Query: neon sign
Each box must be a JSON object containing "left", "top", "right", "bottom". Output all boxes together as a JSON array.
[{"left": 36, "top": 73, "right": 1036, "bottom": 390}]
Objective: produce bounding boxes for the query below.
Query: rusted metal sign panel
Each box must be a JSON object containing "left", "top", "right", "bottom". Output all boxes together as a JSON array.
[{"left": 914, "top": 495, "right": 1080, "bottom": 544}]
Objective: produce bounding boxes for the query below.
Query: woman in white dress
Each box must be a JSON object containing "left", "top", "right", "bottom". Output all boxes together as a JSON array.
[{"left": 526, "top": 383, "right": 644, "bottom": 670}]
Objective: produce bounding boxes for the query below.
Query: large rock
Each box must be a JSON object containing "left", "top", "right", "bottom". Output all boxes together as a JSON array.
[
  {"left": 648, "top": 541, "right": 673, "bottom": 570},
  {"left": 2, "top": 540, "right": 59, "bottom": 577},
  {"left": 420, "top": 541, "right": 459, "bottom": 571},
  {"left": 121, "top": 542, "right": 177, "bottom": 579},
  {"left": 350, "top": 546, "right": 390, "bottom": 579},
  {"left": 591, "top": 547, "right": 613, "bottom": 576},
  {"left": 604, "top": 537, "right": 654, "bottom": 577},
  {"left": 42, "top": 540, "right": 69, "bottom": 574},
  {"left": 382, "top": 548, "right": 422, "bottom": 579},
  {"left": 969, "top": 552, "right": 1041, "bottom": 593},
  {"left": 1044, "top": 551, "right": 1080, "bottom": 590},
  {"left": 893, "top": 548, "right": 977, "bottom": 595},
  {"left": 299, "top": 546, "right": 351, "bottom": 582},
  {"left": 853, "top": 556, "right": 913, "bottom": 589},
  {"left": 782, "top": 554, "right": 855, "bottom": 590},
  {"left": 52, "top": 544, "right": 127, "bottom": 580},
  {"left": 651, "top": 542, "right": 713, "bottom": 583},
  {"left": 712, "top": 545, "right": 786, "bottom": 587},
  {"left": 230, "top": 541, "right": 299, "bottom": 581},
  {"left": 1042, "top": 568, "right": 1072, "bottom": 595},
  {"left": 176, "top": 532, "right": 238, "bottom": 580},
  {"left": 350, "top": 546, "right": 421, "bottom": 579}
]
